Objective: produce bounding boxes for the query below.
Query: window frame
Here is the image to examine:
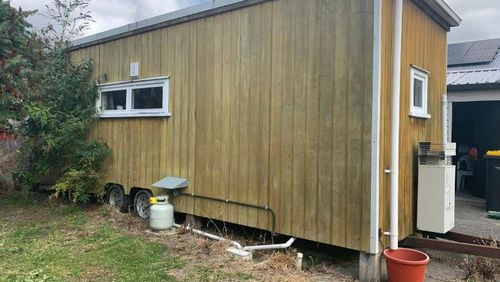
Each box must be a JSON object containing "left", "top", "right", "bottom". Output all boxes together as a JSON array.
[
  {"left": 97, "top": 77, "right": 170, "bottom": 118},
  {"left": 409, "top": 66, "right": 430, "bottom": 119}
]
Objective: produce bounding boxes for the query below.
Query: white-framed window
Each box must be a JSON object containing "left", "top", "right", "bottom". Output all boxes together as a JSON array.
[
  {"left": 409, "top": 66, "right": 430, "bottom": 119},
  {"left": 97, "top": 77, "right": 170, "bottom": 118}
]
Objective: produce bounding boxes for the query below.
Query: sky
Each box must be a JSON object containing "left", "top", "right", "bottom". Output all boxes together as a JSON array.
[
  {"left": 446, "top": 0, "right": 500, "bottom": 43},
  {"left": 7, "top": 0, "right": 500, "bottom": 44},
  {"left": 9, "top": 0, "right": 208, "bottom": 39}
]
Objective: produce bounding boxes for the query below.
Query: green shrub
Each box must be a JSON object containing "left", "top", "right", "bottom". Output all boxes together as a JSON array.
[
  {"left": 51, "top": 140, "right": 110, "bottom": 204},
  {"left": 14, "top": 50, "right": 111, "bottom": 203},
  {"left": 0, "top": 0, "right": 111, "bottom": 203}
]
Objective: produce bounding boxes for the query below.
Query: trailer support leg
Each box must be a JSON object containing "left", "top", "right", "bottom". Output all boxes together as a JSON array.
[{"left": 359, "top": 252, "right": 381, "bottom": 282}]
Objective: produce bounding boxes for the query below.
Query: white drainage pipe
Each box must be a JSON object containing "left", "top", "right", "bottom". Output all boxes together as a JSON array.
[
  {"left": 296, "top": 252, "right": 303, "bottom": 271},
  {"left": 172, "top": 223, "right": 296, "bottom": 258},
  {"left": 172, "top": 223, "right": 243, "bottom": 250},
  {"left": 242, "top": 237, "right": 296, "bottom": 252}
]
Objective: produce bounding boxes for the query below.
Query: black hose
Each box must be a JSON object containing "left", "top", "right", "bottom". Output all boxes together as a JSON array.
[{"left": 179, "top": 192, "right": 277, "bottom": 236}]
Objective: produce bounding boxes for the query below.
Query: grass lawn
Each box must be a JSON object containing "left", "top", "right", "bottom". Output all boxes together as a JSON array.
[{"left": 0, "top": 193, "right": 254, "bottom": 282}]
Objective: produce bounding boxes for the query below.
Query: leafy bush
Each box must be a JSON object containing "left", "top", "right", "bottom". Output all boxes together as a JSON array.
[
  {"left": 52, "top": 168, "right": 103, "bottom": 204},
  {"left": 1, "top": 0, "right": 111, "bottom": 203},
  {"left": 14, "top": 52, "right": 111, "bottom": 203},
  {"left": 0, "top": 1, "right": 37, "bottom": 129},
  {"left": 51, "top": 140, "right": 110, "bottom": 203}
]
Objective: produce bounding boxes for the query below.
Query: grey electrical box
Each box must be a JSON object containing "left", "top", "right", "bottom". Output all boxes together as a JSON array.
[{"left": 152, "top": 176, "right": 189, "bottom": 190}]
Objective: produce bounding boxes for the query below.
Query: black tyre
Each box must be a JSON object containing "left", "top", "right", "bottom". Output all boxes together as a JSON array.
[
  {"left": 133, "top": 190, "right": 153, "bottom": 220},
  {"left": 107, "top": 185, "right": 129, "bottom": 213}
]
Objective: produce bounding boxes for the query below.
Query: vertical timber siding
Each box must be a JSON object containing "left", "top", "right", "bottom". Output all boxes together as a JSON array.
[
  {"left": 71, "top": 0, "right": 374, "bottom": 252},
  {"left": 379, "top": 0, "right": 447, "bottom": 246}
]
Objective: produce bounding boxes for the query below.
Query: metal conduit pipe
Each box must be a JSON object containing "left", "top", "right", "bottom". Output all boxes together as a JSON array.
[{"left": 180, "top": 192, "right": 277, "bottom": 235}]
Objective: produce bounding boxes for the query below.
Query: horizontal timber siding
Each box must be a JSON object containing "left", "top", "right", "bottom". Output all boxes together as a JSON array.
[
  {"left": 71, "top": 0, "right": 374, "bottom": 252},
  {"left": 379, "top": 0, "right": 448, "bottom": 247}
]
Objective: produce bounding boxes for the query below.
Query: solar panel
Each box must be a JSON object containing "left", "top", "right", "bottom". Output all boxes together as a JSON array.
[
  {"left": 460, "top": 48, "right": 498, "bottom": 65},
  {"left": 473, "top": 39, "right": 500, "bottom": 50},
  {"left": 448, "top": 42, "right": 473, "bottom": 66},
  {"left": 448, "top": 40, "right": 500, "bottom": 66}
]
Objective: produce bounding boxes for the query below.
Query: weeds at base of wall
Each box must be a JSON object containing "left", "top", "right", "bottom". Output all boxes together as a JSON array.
[{"left": 461, "top": 256, "right": 496, "bottom": 281}]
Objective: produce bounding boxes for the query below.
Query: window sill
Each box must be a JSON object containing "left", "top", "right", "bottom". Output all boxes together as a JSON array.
[
  {"left": 408, "top": 111, "right": 431, "bottom": 119},
  {"left": 98, "top": 111, "right": 172, "bottom": 118}
]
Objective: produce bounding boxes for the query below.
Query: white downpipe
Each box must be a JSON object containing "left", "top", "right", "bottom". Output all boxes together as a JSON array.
[
  {"left": 442, "top": 94, "right": 448, "bottom": 144},
  {"left": 242, "top": 237, "right": 296, "bottom": 252},
  {"left": 390, "top": 0, "right": 404, "bottom": 251}
]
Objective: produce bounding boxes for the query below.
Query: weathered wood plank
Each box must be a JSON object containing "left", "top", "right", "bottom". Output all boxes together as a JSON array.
[
  {"left": 220, "top": 11, "right": 233, "bottom": 222},
  {"left": 291, "top": 0, "right": 307, "bottom": 239},
  {"left": 317, "top": 0, "right": 334, "bottom": 245},
  {"left": 247, "top": 4, "right": 261, "bottom": 229},
  {"left": 212, "top": 14, "right": 224, "bottom": 219},
  {"left": 304, "top": 0, "right": 320, "bottom": 242},
  {"left": 237, "top": 8, "right": 250, "bottom": 226},
  {"left": 257, "top": 1, "right": 272, "bottom": 231},
  {"left": 228, "top": 9, "right": 241, "bottom": 225},
  {"left": 346, "top": 0, "right": 364, "bottom": 251},
  {"left": 186, "top": 21, "right": 198, "bottom": 215},
  {"left": 279, "top": 0, "right": 295, "bottom": 236},
  {"left": 269, "top": 0, "right": 284, "bottom": 234}
]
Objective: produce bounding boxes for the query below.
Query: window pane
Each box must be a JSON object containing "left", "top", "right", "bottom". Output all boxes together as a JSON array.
[
  {"left": 132, "top": 87, "right": 163, "bottom": 109},
  {"left": 101, "top": 90, "right": 126, "bottom": 110},
  {"left": 413, "top": 79, "right": 423, "bottom": 108}
]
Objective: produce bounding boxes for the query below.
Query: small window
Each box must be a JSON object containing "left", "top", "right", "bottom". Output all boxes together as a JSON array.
[
  {"left": 132, "top": 87, "right": 163, "bottom": 109},
  {"left": 97, "top": 77, "right": 170, "bottom": 118},
  {"left": 101, "top": 90, "right": 126, "bottom": 110},
  {"left": 409, "top": 66, "right": 430, "bottom": 119}
]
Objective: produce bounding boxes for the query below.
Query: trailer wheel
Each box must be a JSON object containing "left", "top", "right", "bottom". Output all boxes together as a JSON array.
[
  {"left": 133, "top": 190, "right": 153, "bottom": 220},
  {"left": 107, "top": 185, "right": 129, "bottom": 213}
]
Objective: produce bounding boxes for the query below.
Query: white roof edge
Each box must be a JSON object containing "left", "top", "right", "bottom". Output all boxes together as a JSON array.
[
  {"left": 424, "top": 0, "right": 461, "bottom": 27},
  {"left": 70, "top": 0, "right": 263, "bottom": 50}
]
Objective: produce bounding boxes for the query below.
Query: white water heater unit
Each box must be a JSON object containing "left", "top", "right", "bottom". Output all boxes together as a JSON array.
[{"left": 417, "top": 142, "right": 456, "bottom": 234}]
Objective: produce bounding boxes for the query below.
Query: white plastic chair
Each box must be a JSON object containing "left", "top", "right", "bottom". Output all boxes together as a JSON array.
[{"left": 456, "top": 154, "right": 473, "bottom": 191}]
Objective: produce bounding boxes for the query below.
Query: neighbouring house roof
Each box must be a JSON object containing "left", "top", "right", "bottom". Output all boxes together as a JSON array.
[
  {"left": 69, "top": 0, "right": 461, "bottom": 51},
  {"left": 447, "top": 38, "right": 500, "bottom": 90}
]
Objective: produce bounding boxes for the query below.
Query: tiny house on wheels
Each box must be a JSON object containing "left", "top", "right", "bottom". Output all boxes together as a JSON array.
[{"left": 69, "top": 0, "right": 459, "bottom": 278}]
